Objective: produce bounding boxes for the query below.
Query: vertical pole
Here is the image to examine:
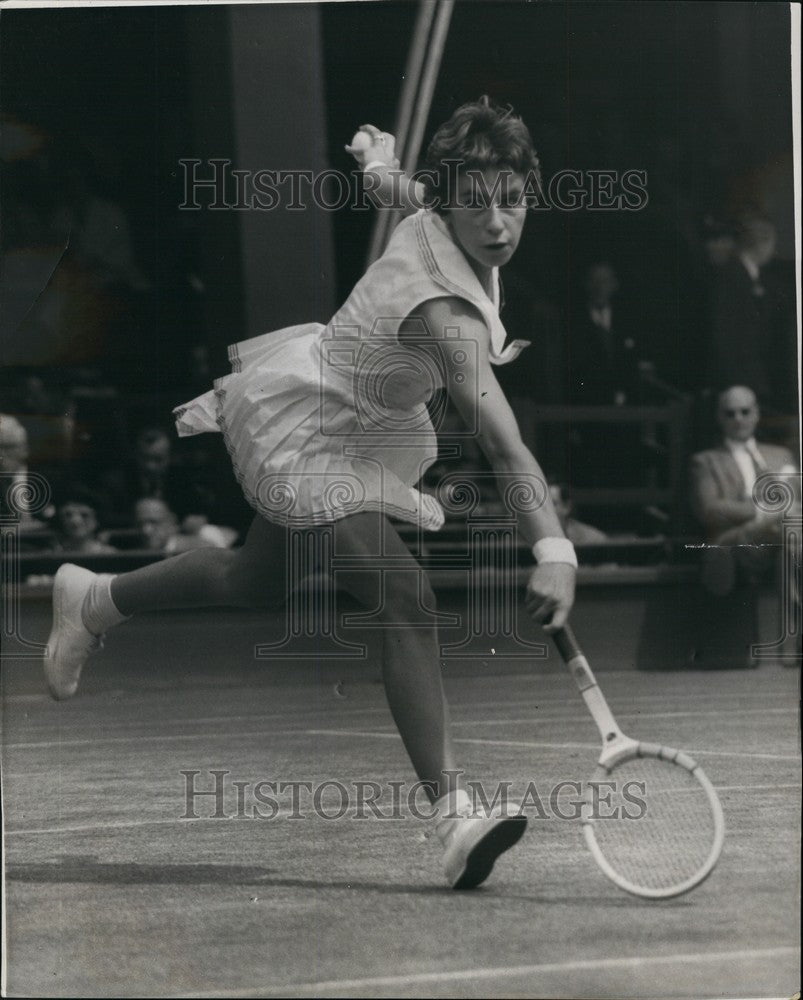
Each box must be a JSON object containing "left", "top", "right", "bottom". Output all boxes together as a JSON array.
[
  {"left": 401, "top": 0, "right": 454, "bottom": 176},
  {"left": 365, "top": 0, "right": 454, "bottom": 266},
  {"left": 394, "top": 0, "right": 438, "bottom": 156}
]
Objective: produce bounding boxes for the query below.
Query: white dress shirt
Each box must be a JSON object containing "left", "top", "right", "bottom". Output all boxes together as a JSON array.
[{"left": 725, "top": 438, "right": 769, "bottom": 511}]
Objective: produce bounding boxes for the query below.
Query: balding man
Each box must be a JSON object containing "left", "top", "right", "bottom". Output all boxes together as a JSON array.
[
  {"left": 690, "top": 386, "right": 797, "bottom": 547},
  {"left": 689, "top": 386, "right": 800, "bottom": 664},
  {"left": 134, "top": 498, "right": 233, "bottom": 555},
  {"left": 0, "top": 413, "right": 48, "bottom": 531}
]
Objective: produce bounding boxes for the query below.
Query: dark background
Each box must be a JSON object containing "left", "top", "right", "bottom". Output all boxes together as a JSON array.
[{"left": 1, "top": 2, "right": 794, "bottom": 380}]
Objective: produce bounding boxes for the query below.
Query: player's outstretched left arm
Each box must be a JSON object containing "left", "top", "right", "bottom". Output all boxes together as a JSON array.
[
  {"left": 413, "top": 297, "right": 577, "bottom": 633},
  {"left": 345, "top": 125, "right": 427, "bottom": 219}
]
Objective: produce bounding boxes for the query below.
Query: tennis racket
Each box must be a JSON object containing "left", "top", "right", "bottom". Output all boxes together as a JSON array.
[{"left": 553, "top": 625, "right": 725, "bottom": 899}]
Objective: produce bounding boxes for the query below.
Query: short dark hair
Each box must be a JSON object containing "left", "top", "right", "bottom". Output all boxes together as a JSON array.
[{"left": 423, "top": 96, "right": 541, "bottom": 212}]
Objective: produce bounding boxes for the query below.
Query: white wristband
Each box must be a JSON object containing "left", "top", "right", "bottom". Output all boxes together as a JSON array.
[
  {"left": 363, "top": 160, "right": 391, "bottom": 172},
  {"left": 532, "top": 537, "right": 578, "bottom": 567}
]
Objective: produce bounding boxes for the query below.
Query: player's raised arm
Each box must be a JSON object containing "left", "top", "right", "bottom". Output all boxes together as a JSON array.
[
  {"left": 413, "top": 296, "right": 577, "bottom": 632},
  {"left": 345, "top": 124, "right": 428, "bottom": 219}
]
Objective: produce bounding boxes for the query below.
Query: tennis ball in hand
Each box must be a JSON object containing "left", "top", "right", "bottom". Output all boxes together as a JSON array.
[{"left": 350, "top": 130, "right": 373, "bottom": 151}]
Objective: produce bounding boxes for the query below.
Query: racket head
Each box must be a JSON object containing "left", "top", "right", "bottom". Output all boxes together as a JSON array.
[{"left": 581, "top": 742, "right": 725, "bottom": 899}]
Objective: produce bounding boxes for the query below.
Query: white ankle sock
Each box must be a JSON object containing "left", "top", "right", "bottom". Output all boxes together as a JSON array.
[{"left": 81, "top": 574, "right": 130, "bottom": 635}]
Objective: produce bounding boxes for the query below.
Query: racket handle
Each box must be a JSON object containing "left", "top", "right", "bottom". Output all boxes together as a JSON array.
[{"left": 552, "top": 624, "right": 583, "bottom": 663}]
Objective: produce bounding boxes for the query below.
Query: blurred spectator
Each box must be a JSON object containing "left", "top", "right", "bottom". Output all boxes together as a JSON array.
[
  {"left": 0, "top": 413, "right": 28, "bottom": 475},
  {"left": 689, "top": 385, "right": 800, "bottom": 664},
  {"left": 491, "top": 266, "right": 565, "bottom": 475},
  {"left": 96, "top": 427, "right": 207, "bottom": 526},
  {"left": 690, "top": 385, "right": 799, "bottom": 552},
  {"left": 55, "top": 494, "right": 116, "bottom": 554},
  {"left": 0, "top": 371, "right": 77, "bottom": 472},
  {"left": 134, "top": 498, "right": 236, "bottom": 556},
  {"left": 135, "top": 498, "right": 179, "bottom": 552},
  {"left": 566, "top": 262, "right": 643, "bottom": 407},
  {"left": 548, "top": 482, "right": 608, "bottom": 545},
  {"left": 701, "top": 216, "right": 735, "bottom": 268},
  {"left": 92, "top": 422, "right": 250, "bottom": 535},
  {"left": 679, "top": 215, "right": 736, "bottom": 398},
  {"left": 706, "top": 211, "right": 796, "bottom": 411},
  {"left": 0, "top": 412, "right": 55, "bottom": 531},
  {"left": 565, "top": 262, "right": 653, "bottom": 490}
]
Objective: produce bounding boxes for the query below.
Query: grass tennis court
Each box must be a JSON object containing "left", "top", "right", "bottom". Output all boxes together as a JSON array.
[{"left": 2, "top": 603, "right": 800, "bottom": 998}]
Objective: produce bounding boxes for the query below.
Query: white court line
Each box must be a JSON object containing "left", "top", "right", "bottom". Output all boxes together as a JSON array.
[
  {"left": 2, "top": 726, "right": 375, "bottom": 751},
  {"left": 716, "top": 783, "right": 801, "bottom": 793},
  {"left": 453, "top": 707, "right": 797, "bottom": 726},
  {"left": 5, "top": 722, "right": 800, "bottom": 761},
  {"left": 304, "top": 730, "right": 801, "bottom": 762},
  {"left": 4, "top": 686, "right": 795, "bottom": 727},
  {"left": 5, "top": 702, "right": 797, "bottom": 751},
  {"left": 5, "top": 783, "right": 800, "bottom": 838},
  {"left": 170, "top": 945, "right": 799, "bottom": 998},
  {"left": 5, "top": 817, "right": 206, "bottom": 837},
  {"left": 460, "top": 737, "right": 801, "bottom": 763}
]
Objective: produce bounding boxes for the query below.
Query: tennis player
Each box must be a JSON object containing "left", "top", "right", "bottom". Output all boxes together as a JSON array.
[{"left": 45, "top": 97, "right": 577, "bottom": 889}]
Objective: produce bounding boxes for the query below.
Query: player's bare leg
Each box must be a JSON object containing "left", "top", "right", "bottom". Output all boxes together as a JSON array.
[
  {"left": 44, "top": 515, "right": 289, "bottom": 700},
  {"left": 330, "top": 512, "right": 458, "bottom": 801},
  {"left": 332, "top": 512, "right": 527, "bottom": 888},
  {"left": 111, "top": 514, "right": 289, "bottom": 614},
  {"left": 44, "top": 509, "right": 525, "bottom": 887}
]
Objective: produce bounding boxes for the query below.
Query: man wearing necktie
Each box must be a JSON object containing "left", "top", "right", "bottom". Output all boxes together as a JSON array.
[
  {"left": 689, "top": 385, "right": 800, "bottom": 665},
  {"left": 566, "top": 262, "right": 646, "bottom": 492},
  {"left": 706, "top": 212, "right": 794, "bottom": 410},
  {"left": 567, "top": 262, "right": 641, "bottom": 408}
]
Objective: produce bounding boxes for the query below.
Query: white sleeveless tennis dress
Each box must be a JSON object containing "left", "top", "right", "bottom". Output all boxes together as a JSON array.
[{"left": 173, "top": 209, "right": 529, "bottom": 531}]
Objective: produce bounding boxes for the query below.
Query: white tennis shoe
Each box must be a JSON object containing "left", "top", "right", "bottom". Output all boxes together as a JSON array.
[
  {"left": 45, "top": 564, "right": 102, "bottom": 701},
  {"left": 435, "top": 789, "right": 527, "bottom": 889}
]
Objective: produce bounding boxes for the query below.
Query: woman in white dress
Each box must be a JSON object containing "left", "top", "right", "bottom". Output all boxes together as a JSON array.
[{"left": 45, "top": 98, "right": 577, "bottom": 889}]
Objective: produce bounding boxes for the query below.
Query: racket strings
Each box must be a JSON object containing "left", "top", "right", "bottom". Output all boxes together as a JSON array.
[{"left": 586, "top": 755, "right": 718, "bottom": 892}]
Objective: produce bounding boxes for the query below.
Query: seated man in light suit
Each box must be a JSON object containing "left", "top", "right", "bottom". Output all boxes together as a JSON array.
[{"left": 689, "top": 385, "right": 800, "bottom": 664}]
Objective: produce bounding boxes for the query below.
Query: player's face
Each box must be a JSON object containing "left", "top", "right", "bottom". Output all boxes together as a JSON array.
[{"left": 446, "top": 168, "right": 527, "bottom": 275}]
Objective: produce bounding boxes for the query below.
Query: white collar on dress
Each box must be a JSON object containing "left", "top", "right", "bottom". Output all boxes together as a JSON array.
[{"left": 417, "top": 210, "right": 519, "bottom": 362}]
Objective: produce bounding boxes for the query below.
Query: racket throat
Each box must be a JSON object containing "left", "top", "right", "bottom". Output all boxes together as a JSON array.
[{"left": 566, "top": 654, "right": 626, "bottom": 750}]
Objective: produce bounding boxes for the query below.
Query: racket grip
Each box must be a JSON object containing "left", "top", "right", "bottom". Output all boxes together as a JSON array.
[{"left": 552, "top": 624, "right": 583, "bottom": 663}]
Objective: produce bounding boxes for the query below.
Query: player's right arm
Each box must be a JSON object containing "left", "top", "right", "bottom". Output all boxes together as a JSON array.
[{"left": 345, "top": 125, "right": 427, "bottom": 219}]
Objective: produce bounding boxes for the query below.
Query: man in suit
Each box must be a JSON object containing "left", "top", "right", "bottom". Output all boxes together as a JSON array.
[
  {"left": 689, "top": 385, "right": 800, "bottom": 665},
  {"left": 566, "top": 262, "right": 642, "bottom": 407},
  {"left": 566, "top": 262, "right": 647, "bottom": 491},
  {"left": 706, "top": 212, "right": 794, "bottom": 412}
]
